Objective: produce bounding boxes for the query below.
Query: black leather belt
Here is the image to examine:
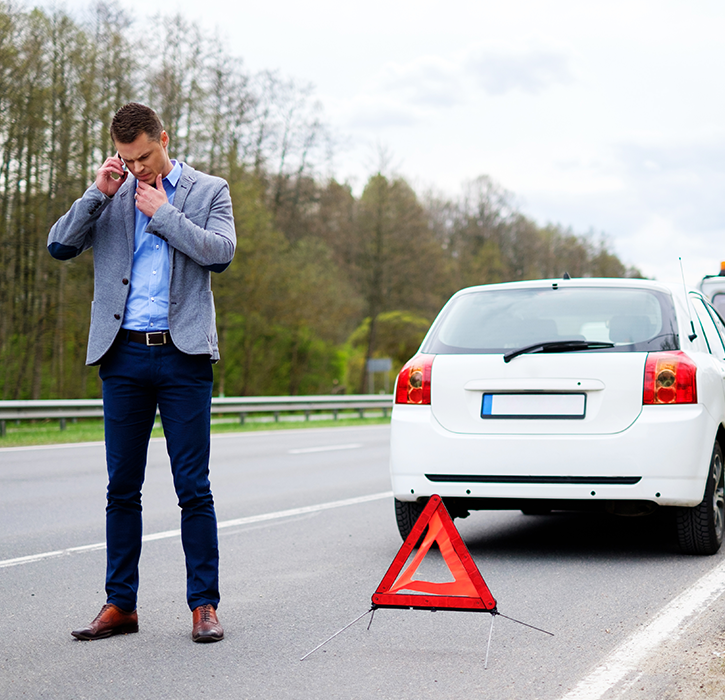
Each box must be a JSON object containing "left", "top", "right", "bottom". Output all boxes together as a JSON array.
[{"left": 125, "top": 330, "right": 171, "bottom": 346}]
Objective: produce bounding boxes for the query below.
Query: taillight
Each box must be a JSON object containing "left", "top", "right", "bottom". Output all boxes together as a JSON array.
[
  {"left": 395, "top": 354, "right": 434, "bottom": 405},
  {"left": 643, "top": 351, "right": 697, "bottom": 405}
]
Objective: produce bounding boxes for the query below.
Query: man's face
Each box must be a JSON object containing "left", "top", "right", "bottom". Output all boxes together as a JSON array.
[{"left": 115, "top": 131, "right": 172, "bottom": 186}]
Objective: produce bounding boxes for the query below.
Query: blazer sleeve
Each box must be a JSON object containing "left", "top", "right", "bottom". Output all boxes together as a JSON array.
[
  {"left": 145, "top": 179, "right": 236, "bottom": 273},
  {"left": 47, "top": 184, "right": 111, "bottom": 260}
]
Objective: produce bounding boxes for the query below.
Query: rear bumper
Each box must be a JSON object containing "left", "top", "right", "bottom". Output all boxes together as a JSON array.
[{"left": 390, "top": 404, "right": 718, "bottom": 507}]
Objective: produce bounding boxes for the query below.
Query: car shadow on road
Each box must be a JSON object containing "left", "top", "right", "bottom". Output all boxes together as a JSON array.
[{"left": 456, "top": 508, "right": 681, "bottom": 560}]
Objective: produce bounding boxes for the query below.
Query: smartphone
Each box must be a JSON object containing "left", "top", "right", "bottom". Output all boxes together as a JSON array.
[{"left": 110, "top": 154, "right": 127, "bottom": 181}]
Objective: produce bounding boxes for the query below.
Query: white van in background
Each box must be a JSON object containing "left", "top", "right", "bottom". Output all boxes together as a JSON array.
[{"left": 699, "top": 263, "right": 725, "bottom": 318}]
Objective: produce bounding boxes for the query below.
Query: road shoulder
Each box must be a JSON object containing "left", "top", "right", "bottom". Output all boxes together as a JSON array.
[{"left": 615, "top": 590, "right": 725, "bottom": 699}]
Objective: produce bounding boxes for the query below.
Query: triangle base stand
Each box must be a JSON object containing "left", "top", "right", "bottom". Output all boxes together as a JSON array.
[{"left": 299, "top": 605, "right": 552, "bottom": 667}]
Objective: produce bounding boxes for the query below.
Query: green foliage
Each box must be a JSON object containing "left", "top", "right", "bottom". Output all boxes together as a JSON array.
[
  {"left": 346, "top": 310, "right": 432, "bottom": 394},
  {"left": 0, "top": 2, "right": 642, "bottom": 399},
  {"left": 213, "top": 173, "right": 359, "bottom": 395},
  {"left": 349, "top": 311, "right": 431, "bottom": 368}
]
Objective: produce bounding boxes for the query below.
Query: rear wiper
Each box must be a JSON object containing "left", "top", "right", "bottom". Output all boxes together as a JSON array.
[{"left": 503, "top": 340, "right": 615, "bottom": 363}]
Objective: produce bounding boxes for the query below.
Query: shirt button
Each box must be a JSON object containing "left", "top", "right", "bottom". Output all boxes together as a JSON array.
[
  {"left": 122, "top": 278, "right": 129, "bottom": 285},
  {"left": 114, "top": 314, "right": 121, "bottom": 320},
  {"left": 153, "top": 270, "right": 157, "bottom": 274},
  {"left": 150, "top": 322, "right": 154, "bottom": 327}
]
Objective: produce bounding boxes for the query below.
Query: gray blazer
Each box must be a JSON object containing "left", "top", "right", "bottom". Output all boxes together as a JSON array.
[{"left": 48, "top": 163, "right": 236, "bottom": 364}]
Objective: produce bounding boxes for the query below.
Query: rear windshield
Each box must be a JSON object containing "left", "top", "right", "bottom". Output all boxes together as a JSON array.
[{"left": 422, "top": 286, "right": 679, "bottom": 354}]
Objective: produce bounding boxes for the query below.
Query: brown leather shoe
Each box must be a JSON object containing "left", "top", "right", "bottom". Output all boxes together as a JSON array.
[
  {"left": 71, "top": 604, "right": 138, "bottom": 641},
  {"left": 192, "top": 604, "right": 224, "bottom": 643}
]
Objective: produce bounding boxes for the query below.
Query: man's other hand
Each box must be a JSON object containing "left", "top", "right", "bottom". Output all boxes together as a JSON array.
[
  {"left": 95, "top": 155, "right": 127, "bottom": 197},
  {"left": 134, "top": 174, "right": 168, "bottom": 218}
]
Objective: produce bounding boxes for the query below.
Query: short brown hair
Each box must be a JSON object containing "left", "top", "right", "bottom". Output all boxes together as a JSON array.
[{"left": 110, "top": 103, "right": 163, "bottom": 144}]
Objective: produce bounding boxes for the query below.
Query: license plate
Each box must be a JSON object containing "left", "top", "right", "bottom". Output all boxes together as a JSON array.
[{"left": 481, "top": 393, "right": 586, "bottom": 419}]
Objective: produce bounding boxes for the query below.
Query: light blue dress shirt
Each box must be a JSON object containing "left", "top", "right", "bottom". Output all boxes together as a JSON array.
[{"left": 122, "top": 160, "right": 182, "bottom": 331}]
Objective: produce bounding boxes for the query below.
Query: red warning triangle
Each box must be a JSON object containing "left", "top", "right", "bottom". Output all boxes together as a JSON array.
[{"left": 372, "top": 495, "right": 497, "bottom": 612}]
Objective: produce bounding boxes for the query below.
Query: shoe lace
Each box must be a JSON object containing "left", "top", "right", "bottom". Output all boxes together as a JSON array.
[
  {"left": 93, "top": 604, "right": 114, "bottom": 622},
  {"left": 198, "top": 604, "right": 213, "bottom": 622}
]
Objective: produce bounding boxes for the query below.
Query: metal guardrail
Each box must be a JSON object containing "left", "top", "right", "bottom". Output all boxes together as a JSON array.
[{"left": 0, "top": 395, "right": 395, "bottom": 435}]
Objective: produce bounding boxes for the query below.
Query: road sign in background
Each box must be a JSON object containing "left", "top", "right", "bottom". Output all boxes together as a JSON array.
[{"left": 366, "top": 358, "right": 393, "bottom": 394}]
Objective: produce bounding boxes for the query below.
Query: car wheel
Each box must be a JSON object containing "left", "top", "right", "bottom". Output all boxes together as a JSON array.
[
  {"left": 394, "top": 498, "right": 427, "bottom": 542},
  {"left": 676, "top": 442, "right": 724, "bottom": 555}
]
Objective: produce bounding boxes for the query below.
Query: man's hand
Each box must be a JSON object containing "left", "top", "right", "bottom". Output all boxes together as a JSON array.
[
  {"left": 95, "top": 154, "right": 127, "bottom": 197},
  {"left": 134, "top": 174, "right": 168, "bottom": 218}
]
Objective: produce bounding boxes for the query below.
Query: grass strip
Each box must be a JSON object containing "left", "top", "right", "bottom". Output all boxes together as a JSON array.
[{"left": 0, "top": 413, "right": 391, "bottom": 448}]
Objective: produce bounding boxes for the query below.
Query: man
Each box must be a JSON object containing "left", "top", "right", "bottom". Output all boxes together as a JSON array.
[{"left": 48, "top": 103, "right": 235, "bottom": 643}]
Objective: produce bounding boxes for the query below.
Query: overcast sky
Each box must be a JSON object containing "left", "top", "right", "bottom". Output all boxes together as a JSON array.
[{"left": 46, "top": 0, "right": 725, "bottom": 284}]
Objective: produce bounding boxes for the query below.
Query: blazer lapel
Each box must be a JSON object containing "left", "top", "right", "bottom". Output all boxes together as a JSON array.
[
  {"left": 166, "top": 163, "right": 195, "bottom": 288},
  {"left": 172, "top": 164, "right": 196, "bottom": 212},
  {"left": 118, "top": 179, "right": 136, "bottom": 263}
]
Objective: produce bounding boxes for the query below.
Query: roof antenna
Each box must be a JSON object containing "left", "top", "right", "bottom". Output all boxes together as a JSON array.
[
  {"left": 562, "top": 272, "right": 571, "bottom": 280},
  {"left": 679, "top": 257, "right": 698, "bottom": 342}
]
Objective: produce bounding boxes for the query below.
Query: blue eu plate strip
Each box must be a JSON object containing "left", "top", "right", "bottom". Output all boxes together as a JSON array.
[{"left": 482, "top": 394, "right": 493, "bottom": 416}]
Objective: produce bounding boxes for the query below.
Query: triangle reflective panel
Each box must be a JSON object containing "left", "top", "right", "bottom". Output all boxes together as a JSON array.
[{"left": 373, "top": 495, "right": 497, "bottom": 612}]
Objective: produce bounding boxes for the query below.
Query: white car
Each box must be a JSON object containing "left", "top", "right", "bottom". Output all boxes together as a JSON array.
[
  {"left": 699, "top": 265, "right": 725, "bottom": 318},
  {"left": 390, "top": 278, "right": 725, "bottom": 554}
]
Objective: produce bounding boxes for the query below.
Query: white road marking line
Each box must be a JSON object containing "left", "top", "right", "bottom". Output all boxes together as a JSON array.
[
  {"left": 0, "top": 542, "right": 108, "bottom": 568},
  {"left": 558, "top": 558, "right": 725, "bottom": 700},
  {"left": 0, "top": 491, "right": 393, "bottom": 570},
  {"left": 0, "top": 441, "right": 107, "bottom": 452},
  {"left": 288, "top": 443, "right": 363, "bottom": 454}
]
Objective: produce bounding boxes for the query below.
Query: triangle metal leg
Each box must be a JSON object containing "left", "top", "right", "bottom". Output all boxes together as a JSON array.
[
  {"left": 300, "top": 608, "right": 375, "bottom": 661},
  {"left": 484, "top": 612, "right": 495, "bottom": 669}
]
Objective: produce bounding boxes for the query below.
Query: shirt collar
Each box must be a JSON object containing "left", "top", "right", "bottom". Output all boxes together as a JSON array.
[
  {"left": 165, "top": 160, "right": 182, "bottom": 188},
  {"left": 133, "top": 160, "right": 182, "bottom": 190}
]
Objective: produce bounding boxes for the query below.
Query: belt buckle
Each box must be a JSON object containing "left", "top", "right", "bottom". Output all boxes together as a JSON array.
[{"left": 146, "top": 331, "right": 166, "bottom": 346}]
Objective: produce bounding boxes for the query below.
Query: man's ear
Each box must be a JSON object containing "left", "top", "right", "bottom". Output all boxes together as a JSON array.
[{"left": 161, "top": 130, "right": 169, "bottom": 149}]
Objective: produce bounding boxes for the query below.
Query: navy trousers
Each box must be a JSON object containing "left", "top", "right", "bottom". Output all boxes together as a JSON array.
[{"left": 99, "top": 335, "right": 220, "bottom": 612}]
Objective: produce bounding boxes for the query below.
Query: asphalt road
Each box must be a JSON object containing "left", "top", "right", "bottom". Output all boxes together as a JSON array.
[{"left": 1, "top": 425, "right": 725, "bottom": 699}]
